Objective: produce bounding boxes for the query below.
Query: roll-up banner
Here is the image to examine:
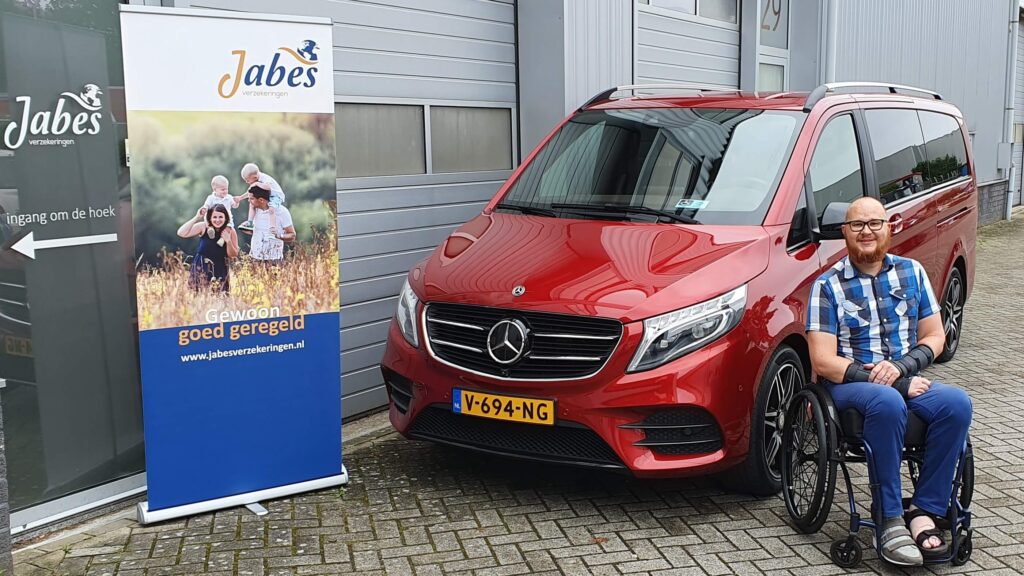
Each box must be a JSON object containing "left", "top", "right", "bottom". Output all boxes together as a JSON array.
[{"left": 119, "top": 6, "right": 345, "bottom": 524}]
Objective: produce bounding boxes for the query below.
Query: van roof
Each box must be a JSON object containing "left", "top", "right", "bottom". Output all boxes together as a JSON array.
[{"left": 581, "top": 83, "right": 962, "bottom": 117}]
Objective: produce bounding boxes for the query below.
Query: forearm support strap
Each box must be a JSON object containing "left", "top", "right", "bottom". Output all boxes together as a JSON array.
[
  {"left": 893, "top": 344, "right": 935, "bottom": 378},
  {"left": 843, "top": 363, "right": 911, "bottom": 399}
]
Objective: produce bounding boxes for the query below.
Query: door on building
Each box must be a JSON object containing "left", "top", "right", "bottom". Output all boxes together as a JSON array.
[{"left": 1, "top": 2, "right": 144, "bottom": 530}]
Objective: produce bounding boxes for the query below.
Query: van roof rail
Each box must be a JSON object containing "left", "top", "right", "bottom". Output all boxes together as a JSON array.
[
  {"left": 803, "top": 82, "right": 943, "bottom": 112},
  {"left": 579, "top": 84, "right": 742, "bottom": 111}
]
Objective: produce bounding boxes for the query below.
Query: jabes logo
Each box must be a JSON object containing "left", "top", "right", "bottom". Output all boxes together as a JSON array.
[
  {"left": 218, "top": 40, "right": 320, "bottom": 98},
  {"left": 3, "top": 83, "right": 104, "bottom": 149}
]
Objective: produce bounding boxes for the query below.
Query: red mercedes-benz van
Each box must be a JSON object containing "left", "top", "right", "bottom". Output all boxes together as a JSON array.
[{"left": 380, "top": 83, "right": 976, "bottom": 494}]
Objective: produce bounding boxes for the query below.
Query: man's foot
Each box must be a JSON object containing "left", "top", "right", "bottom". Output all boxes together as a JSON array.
[
  {"left": 906, "top": 507, "right": 949, "bottom": 559},
  {"left": 876, "top": 517, "right": 923, "bottom": 566}
]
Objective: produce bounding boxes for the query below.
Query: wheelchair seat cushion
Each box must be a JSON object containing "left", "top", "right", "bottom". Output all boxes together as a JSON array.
[{"left": 840, "top": 408, "right": 928, "bottom": 446}]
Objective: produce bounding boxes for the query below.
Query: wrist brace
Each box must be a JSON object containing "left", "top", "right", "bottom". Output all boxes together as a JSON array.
[
  {"left": 891, "top": 377, "right": 911, "bottom": 399},
  {"left": 842, "top": 363, "right": 872, "bottom": 384},
  {"left": 892, "top": 344, "right": 934, "bottom": 377}
]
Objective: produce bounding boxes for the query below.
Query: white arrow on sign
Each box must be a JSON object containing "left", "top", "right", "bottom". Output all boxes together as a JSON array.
[{"left": 11, "top": 231, "right": 118, "bottom": 259}]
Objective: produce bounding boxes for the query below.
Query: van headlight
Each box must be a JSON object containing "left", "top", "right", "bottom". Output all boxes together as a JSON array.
[
  {"left": 627, "top": 285, "right": 746, "bottom": 372},
  {"left": 395, "top": 279, "right": 420, "bottom": 347}
]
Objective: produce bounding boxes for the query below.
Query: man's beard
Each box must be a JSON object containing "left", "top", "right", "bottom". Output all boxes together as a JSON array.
[{"left": 847, "top": 233, "right": 891, "bottom": 266}]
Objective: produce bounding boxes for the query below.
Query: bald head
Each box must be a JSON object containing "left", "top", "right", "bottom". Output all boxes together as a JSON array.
[{"left": 846, "top": 196, "right": 886, "bottom": 220}]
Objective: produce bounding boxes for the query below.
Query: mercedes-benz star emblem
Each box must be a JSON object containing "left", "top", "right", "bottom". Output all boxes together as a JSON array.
[
  {"left": 487, "top": 319, "right": 529, "bottom": 364},
  {"left": 512, "top": 285, "right": 526, "bottom": 297}
]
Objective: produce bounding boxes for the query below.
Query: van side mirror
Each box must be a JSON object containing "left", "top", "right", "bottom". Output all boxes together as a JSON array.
[{"left": 817, "top": 202, "right": 849, "bottom": 241}]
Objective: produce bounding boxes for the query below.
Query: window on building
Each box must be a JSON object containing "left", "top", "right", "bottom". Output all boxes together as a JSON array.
[
  {"left": 0, "top": 4, "right": 144, "bottom": 516},
  {"left": 430, "top": 106, "right": 512, "bottom": 173},
  {"left": 698, "top": 0, "right": 737, "bottom": 23},
  {"left": 639, "top": 0, "right": 737, "bottom": 24},
  {"left": 759, "top": 0, "right": 789, "bottom": 49},
  {"left": 641, "top": 0, "right": 695, "bottom": 13},
  {"left": 757, "top": 63, "right": 785, "bottom": 91},
  {"left": 918, "top": 111, "right": 968, "bottom": 187},
  {"left": 864, "top": 109, "right": 928, "bottom": 204},
  {"left": 808, "top": 114, "right": 865, "bottom": 220},
  {"left": 335, "top": 103, "right": 425, "bottom": 178}
]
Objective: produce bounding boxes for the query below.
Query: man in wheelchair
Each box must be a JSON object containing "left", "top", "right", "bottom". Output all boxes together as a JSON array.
[{"left": 805, "top": 197, "right": 972, "bottom": 566}]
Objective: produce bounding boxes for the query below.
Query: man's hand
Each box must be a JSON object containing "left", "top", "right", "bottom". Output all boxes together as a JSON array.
[
  {"left": 908, "top": 376, "right": 931, "bottom": 398},
  {"left": 863, "top": 360, "right": 901, "bottom": 386}
]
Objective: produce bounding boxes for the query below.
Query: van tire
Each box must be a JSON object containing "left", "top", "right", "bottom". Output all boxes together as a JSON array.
[
  {"left": 935, "top": 267, "right": 965, "bottom": 364},
  {"left": 720, "top": 345, "right": 805, "bottom": 496}
]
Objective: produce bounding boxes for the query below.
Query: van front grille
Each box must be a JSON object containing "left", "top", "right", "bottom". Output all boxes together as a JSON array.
[{"left": 424, "top": 303, "right": 621, "bottom": 380}]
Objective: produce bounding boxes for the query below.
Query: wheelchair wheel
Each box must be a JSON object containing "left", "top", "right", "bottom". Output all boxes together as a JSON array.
[
  {"left": 952, "top": 528, "right": 972, "bottom": 566},
  {"left": 959, "top": 441, "right": 974, "bottom": 510},
  {"left": 830, "top": 539, "right": 862, "bottom": 568},
  {"left": 781, "top": 389, "right": 836, "bottom": 534}
]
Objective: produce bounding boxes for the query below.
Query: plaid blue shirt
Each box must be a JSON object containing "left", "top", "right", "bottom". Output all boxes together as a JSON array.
[{"left": 807, "top": 254, "right": 939, "bottom": 365}]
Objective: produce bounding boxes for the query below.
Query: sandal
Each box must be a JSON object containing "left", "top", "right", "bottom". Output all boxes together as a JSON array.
[
  {"left": 875, "top": 517, "right": 923, "bottom": 566},
  {"left": 905, "top": 508, "right": 949, "bottom": 560}
]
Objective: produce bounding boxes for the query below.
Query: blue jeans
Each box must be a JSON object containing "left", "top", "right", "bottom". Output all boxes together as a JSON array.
[{"left": 825, "top": 381, "right": 972, "bottom": 519}]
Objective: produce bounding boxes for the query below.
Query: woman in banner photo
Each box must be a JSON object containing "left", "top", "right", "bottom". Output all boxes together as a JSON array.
[{"left": 176, "top": 204, "right": 239, "bottom": 292}]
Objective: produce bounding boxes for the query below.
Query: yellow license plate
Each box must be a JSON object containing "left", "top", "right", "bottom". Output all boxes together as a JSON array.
[
  {"left": 453, "top": 389, "right": 555, "bottom": 425},
  {"left": 3, "top": 335, "right": 32, "bottom": 358}
]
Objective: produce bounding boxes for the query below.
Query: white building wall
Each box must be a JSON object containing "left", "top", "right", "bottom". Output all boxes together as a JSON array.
[
  {"left": 564, "top": 0, "right": 633, "bottom": 112},
  {"left": 517, "top": 0, "right": 632, "bottom": 154},
  {"left": 831, "top": 0, "right": 1011, "bottom": 183},
  {"left": 1014, "top": 13, "right": 1024, "bottom": 204},
  {"left": 635, "top": 5, "right": 739, "bottom": 88}
]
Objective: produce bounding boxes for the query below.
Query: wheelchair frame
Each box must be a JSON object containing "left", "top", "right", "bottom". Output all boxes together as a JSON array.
[{"left": 780, "top": 383, "right": 974, "bottom": 568}]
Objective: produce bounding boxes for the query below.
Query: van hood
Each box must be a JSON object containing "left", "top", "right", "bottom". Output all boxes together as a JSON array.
[{"left": 415, "top": 213, "right": 770, "bottom": 323}]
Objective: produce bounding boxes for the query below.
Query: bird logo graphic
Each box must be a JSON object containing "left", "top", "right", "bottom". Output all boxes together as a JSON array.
[
  {"left": 297, "top": 40, "right": 319, "bottom": 62},
  {"left": 59, "top": 83, "right": 103, "bottom": 111}
]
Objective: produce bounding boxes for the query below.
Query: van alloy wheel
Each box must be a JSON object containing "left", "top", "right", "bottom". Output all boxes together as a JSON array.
[
  {"left": 937, "top": 268, "right": 965, "bottom": 363},
  {"left": 764, "top": 361, "right": 802, "bottom": 481}
]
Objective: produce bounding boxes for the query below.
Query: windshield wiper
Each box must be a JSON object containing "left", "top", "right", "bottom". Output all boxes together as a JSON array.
[
  {"left": 550, "top": 203, "right": 700, "bottom": 225},
  {"left": 495, "top": 203, "right": 558, "bottom": 217}
]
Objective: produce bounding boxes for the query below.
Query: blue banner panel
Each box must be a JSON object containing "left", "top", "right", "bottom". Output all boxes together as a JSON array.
[{"left": 140, "top": 312, "right": 340, "bottom": 511}]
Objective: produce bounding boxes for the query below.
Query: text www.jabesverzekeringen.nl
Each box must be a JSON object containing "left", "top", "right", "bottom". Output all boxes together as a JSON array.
[{"left": 180, "top": 340, "right": 305, "bottom": 362}]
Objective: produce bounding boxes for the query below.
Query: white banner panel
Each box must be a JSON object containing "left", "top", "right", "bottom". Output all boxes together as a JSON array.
[{"left": 120, "top": 6, "right": 333, "bottom": 113}]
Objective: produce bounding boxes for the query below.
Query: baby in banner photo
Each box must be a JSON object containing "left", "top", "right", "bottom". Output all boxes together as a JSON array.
[
  {"left": 238, "top": 162, "right": 285, "bottom": 232},
  {"left": 202, "top": 175, "right": 247, "bottom": 227}
]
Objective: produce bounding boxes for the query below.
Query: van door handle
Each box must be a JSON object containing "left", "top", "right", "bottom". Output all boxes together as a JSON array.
[{"left": 889, "top": 214, "right": 904, "bottom": 234}]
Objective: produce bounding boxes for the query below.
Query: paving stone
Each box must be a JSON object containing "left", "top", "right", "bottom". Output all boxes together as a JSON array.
[{"left": 12, "top": 216, "right": 1024, "bottom": 575}]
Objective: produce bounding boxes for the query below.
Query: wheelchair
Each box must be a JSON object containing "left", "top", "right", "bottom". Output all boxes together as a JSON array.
[{"left": 780, "top": 382, "right": 974, "bottom": 568}]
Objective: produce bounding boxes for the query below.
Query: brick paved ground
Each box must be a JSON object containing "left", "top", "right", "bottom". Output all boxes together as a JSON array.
[{"left": 13, "top": 216, "right": 1024, "bottom": 576}]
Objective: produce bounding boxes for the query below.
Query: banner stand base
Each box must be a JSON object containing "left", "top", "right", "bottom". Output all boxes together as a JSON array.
[
  {"left": 137, "top": 465, "right": 349, "bottom": 525},
  {"left": 244, "top": 503, "right": 269, "bottom": 516}
]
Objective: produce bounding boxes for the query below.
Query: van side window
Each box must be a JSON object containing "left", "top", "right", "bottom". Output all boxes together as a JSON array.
[
  {"left": 918, "top": 111, "right": 969, "bottom": 186},
  {"left": 864, "top": 109, "right": 928, "bottom": 204},
  {"left": 808, "top": 114, "right": 865, "bottom": 221}
]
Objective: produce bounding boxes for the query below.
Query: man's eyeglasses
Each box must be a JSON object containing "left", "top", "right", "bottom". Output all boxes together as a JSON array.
[{"left": 842, "top": 219, "right": 887, "bottom": 232}]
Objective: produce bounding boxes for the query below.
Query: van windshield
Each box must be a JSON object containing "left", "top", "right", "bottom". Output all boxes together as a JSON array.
[{"left": 500, "top": 108, "right": 805, "bottom": 225}]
